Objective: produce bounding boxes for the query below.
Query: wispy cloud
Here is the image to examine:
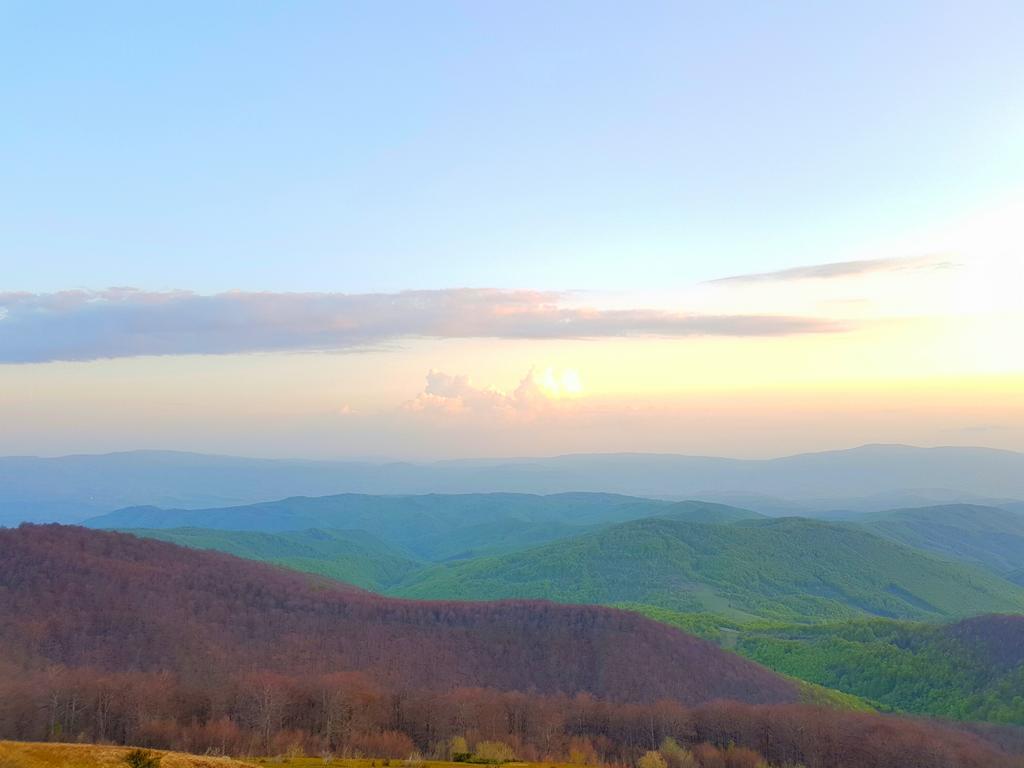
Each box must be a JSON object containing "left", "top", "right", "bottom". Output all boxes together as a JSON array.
[
  {"left": 711, "top": 255, "right": 956, "bottom": 285},
  {"left": 0, "top": 288, "right": 844, "bottom": 363}
]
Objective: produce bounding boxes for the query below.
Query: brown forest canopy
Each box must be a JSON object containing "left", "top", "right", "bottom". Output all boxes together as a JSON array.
[
  {"left": 0, "top": 524, "right": 796, "bottom": 705},
  {"left": 1, "top": 524, "right": 1022, "bottom": 768}
]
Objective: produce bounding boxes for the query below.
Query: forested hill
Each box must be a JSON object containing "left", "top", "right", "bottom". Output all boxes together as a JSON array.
[
  {"left": 121, "top": 526, "right": 423, "bottom": 590},
  {"left": 722, "top": 613, "right": 1024, "bottom": 725},
  {"left": 395, "top": 516, "right": 1024, "bottom": 621},
  {"left": 109, "top": 500, "right": 1024, "bottom": 620},
  {"left": 859, "top": 504, "right": 1024, "bottom": 576},
  {"left": 0, "top": 523, "right": 798, "bottom": 706},
  {"left": 4, "top": 524, "right": 1023, "bottom": 768},
  {"left": 84, "top": 493, "right": 760, "bottom": 560}
]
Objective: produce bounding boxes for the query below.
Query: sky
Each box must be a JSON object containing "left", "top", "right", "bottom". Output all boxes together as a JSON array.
[{"left": 1, "top": 1, "right": 1023, "bottom": 459}]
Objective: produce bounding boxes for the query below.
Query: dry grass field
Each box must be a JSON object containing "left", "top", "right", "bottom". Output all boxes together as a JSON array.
[
  {"left": 0, "top": 741, "right": 256, "bottom": 768},
  {"left": 251, "top": 761, "right": 582, "bottom": 768},
  {"left": 0, "top": 745, "right": 588, "bottom": 768}
]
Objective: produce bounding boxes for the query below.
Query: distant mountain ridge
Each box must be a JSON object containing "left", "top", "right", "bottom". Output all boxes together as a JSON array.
[{"left": 4, "top": 444, "right": 1024, "bottom": 525}]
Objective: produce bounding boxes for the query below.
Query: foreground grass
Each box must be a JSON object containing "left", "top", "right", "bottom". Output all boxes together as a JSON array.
[
  {"left": 0, "top": 745, "right": 589, "bottom": 768},
  {"left": 254, "top": 762, "right": 584, "bottom": 768},
  {"left": 0, "top": 741, "right": 255, "bottom": 768}
]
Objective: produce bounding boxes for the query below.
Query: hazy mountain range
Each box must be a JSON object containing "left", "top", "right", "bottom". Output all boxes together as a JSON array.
[{"left": 3, "top": 443, "right": 1024, "bottom": 526}]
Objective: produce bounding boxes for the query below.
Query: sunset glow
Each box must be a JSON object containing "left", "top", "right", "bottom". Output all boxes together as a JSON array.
[{"left": 1, "top": 2, "right": 1022, "bottom": 460}]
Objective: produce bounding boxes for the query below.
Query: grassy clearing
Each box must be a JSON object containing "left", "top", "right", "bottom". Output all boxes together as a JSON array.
[
  {"left": 0, "top": 741, "right": 255, "bottom": 768},
  {"left": 0, "top": 745, "right": 588, "bottom": 768}
]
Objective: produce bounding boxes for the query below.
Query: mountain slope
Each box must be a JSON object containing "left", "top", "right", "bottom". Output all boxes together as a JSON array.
[
  {"left": 860, "top": 504, "right": 1024, "bottom": 576},
  {"left": 124, "top": 526, "right": 423, "bottom": 590},
  {"left": 395, "top": 517, "right": 1024, "bottom": 621},
  {"left": 732, "top": 614, "right": 1024, "bottom": 725},
  {"left": 0, "top": 523, "right": 799, "bottom": 706},
  {"left": 85, "top": 494, "right": 759, "bottom": 561},
  {"left": 2, "top": 525, "right": 1021, "bottom": 768},
  {"left": 112, "top": 499, "right": 762, "bottom": 589}
]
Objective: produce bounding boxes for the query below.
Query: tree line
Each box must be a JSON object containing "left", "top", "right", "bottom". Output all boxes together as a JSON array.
[{"left": 0, "top": 665, "right": 1020, "bottom": 768}]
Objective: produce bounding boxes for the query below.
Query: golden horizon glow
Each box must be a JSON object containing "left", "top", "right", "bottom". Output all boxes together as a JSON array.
[{"left": 2, "top": 198, "right": 1022, "bottom": 459}]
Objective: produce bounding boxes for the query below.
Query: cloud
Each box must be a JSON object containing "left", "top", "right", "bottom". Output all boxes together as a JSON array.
[
  {"left": 403, "top": 368, "right": 573, "bottom": 421},
  {"left": 0, "top": 288, "right": 844, "bottom": 363},
  {"left": 711, "top": 255, "right": 956, "bottom": 285}
]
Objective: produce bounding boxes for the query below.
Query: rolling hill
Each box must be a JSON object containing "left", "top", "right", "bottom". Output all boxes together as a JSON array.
[
  {"left": 619, "top": 606, "right": 1024, "bottom": 726},
  {"left": 858, "top": 504, "right": 1024, "bottom": 576},
  {"left": 0, "top": 523, "right": 799, "bottom": 705},
  {"left": 2, "top": 524, "right": 1020, "bottom": 768},
  {"left": 394, "top": 516, "right": 1024, "bottom": 621},
  {"left": 85, "top": 494, "right": 760, "bottom": 561},
  {"left": 732, "top": 614, "right": 1024, "bottom": 725}
]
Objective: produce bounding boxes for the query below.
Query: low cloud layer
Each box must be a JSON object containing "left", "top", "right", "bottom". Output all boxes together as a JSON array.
[
  {"left": 403, "top": 368, "right": 575, "bottom": 419},
  {"left": 0, "top": 288, "right": 843, "bottom": 363},
  {"left": 711, "top": 255, "right": 955, "bottom": 284}
]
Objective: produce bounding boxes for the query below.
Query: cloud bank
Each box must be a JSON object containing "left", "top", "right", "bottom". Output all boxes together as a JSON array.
[
  {"left": 711, "top": 255, "right": 955, "bottom": 284},
  {"left": 0, "top": 288, "right": 843, "bottom": 363}
]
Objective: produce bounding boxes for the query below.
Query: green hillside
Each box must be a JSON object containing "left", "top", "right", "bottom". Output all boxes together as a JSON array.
[
  {"left": 733, "top": 616, "right": 1024, "bottom": 725},
  {"left": 92, "top": 493, "right": 760, "bottom": 561},
  {"left": 121, "top": 499, "right": 762, "bottom": 588},
  {"left": 622, "top": 606, "right": 1024, "bottom": 725},
  {"left": 392, "top": 516, "right": 1024, "bottom": 621},
  {"left": 858, "top": 504, "right": 1024, "bottom": 576},
  {"left": 127, "top": 527, "right": 422, "bottom": 590},
  {"left": 641, "top": 499, "right": 764, "bottom": 524}
]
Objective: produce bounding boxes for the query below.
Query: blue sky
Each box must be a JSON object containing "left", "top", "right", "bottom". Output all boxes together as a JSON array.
[
  {"left": 2, "top": 2, "right": 1023, "bottom": 458},
  {"left": 4, "top": 0, "right": 1022, "bottom": 293}
]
